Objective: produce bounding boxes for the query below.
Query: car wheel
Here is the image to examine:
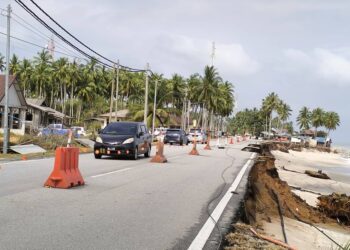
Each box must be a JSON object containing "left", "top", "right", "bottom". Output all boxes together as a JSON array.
[
  {"left": 170, "top": 142, "right": 173, "bottom": 145},
  {"left": 144, "top": 144, "right": 151, "bottom": 158},
  {"left": 94, "top": 154, "right": 102, "bottom": 159},
  {"left": 133, "top": 147, "right": 138, "bottom": 160},
  {"left": 180, "top": 140, "right": 183, "bottom": 146}
]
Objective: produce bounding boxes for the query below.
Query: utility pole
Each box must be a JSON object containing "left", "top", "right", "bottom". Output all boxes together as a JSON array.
[
  {"left": 108, "top": 63, "right": 115, "bottom": 124},
  {"left": 151, "top": 79, "right": 158, "bottom": 141},
  {"left": 114, "top": 59, "right": 119, "bottom": 121},
  {"left": 3, "top": 4, "right": 11, "bottom": 154},
  {"left": 211, "top": 41, "right": 216, "bottom": 66},
  {"left": 144, "top": 63, "right": 149, "bottom": 125}
]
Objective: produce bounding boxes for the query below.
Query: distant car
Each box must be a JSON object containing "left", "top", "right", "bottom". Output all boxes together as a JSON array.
[
  {"left": 94, "top": 122, "right": 152, "bottom": 160},
  {"left": 71, "top": 126, "right": 87, "bottom": 137},
  {"left": 38, "top": 123, "right": 70, "bottom": 136},
  {"left": 153, "top": 127, "right": 168, "bottom": 141},
  {"left": 164, "top": 129, "right": 189, "bottom": 145},
  {"left": 187, "top": 128, "right": 207, "bottom": 144}
]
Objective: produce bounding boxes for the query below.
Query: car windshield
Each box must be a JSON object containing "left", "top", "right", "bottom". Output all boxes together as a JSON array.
[
  {"left": 190, "top": 129, "right": 201, "bottom": 134},
  {"left": 102, "top": 123, "right": 137, "bottom": 135},
  {"left": 166, "top": 129, "right": 180, "bottom": 134}
]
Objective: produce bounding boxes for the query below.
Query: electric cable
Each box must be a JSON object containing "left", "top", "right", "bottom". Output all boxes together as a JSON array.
[
  {"left": 204, "top": 146, "right": 238, "bottom": 250},
  {"left": 0, "top": 31, "right": 86, "bottom": 59},
  {"left": 14, "top": 0, "right": 115, "bottom": 70},
  {"left": 272, "top": 190, "right": 288, "bottom": 244},
  {"left": 29, "top": 0, "right": 143, "bottom": 72},
  {"left": 11, "top": 13, "right": 84, "bottom": 59},
  {"left": 286, "top": 206, "right": 345, "bottom": 250}
]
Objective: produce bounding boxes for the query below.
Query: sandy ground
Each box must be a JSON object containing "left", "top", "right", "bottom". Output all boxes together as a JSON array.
[
  {"left": 273, "top": 149, "right": 350, "bottom": 196},
  {"left": 263, "top": 217, "right": 350, "bottom": 250},
  {"left": 263, "top": 149, "right": 350, "bottom": 249}
]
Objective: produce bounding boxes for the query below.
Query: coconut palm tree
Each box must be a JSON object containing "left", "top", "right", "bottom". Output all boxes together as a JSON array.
[
  {"left": 67, "top": 60, "right": 80, "bottom": 117},
  {"left": 0, "top": 53, "right": 5, "bottom": 72},
  {"left": 19, "top": 58, "right": 33, "bottom": 97},
  {"left": 198, "top": 65, "right": 222, "bottom": 129},
  {"left": 261, "top": 92, "right": 280, "bottom": 137},
  {"left": 277, "top": 101, "right": 292, "bottom": 131},
  {"left": 297, "top": 106, "right": 311, "bottom": 130},
  {"left": 53, "top": 57, "right": 70, "bottom": 113},
  {"left": 9, "top": 54, "right": 21, "bottom": 76},
  {"left": 311, "top": 108, "right": 324, "bottom": 137},
  {"left": 324, "top": 111, "right": 340, "bottom": 137},
  {"left": 33, "top": 50, "right": 52, "bottom": 98}
]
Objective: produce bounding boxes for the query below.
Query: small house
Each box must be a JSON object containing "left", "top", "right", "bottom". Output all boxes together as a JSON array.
[{"left": 0, "top": 75, "right": 27, "bottom": 135}]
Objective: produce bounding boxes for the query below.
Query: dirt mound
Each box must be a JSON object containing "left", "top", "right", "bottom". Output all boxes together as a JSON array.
[
  {"left": 268, "top": 143, "right": 289, "bottom": 153},
  {"left": 243, "top": 152, "right": 332, "bottom": 225},
  {"left": 318, "top": 193, "right": 350, "bottom": 225}
]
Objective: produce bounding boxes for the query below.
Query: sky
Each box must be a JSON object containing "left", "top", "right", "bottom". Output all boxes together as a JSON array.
[{"left": 0, "top": 0, "right": 350, "bottom": 146}]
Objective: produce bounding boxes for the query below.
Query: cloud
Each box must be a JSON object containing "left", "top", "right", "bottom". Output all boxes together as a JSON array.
[
  {"left": 155, "top": 34, "right": 260, "bottom": 77},
  {"left": 284, "top": 48, "right": 350, "bottom": 86},
  {"left": 315, "top": 48, "right": 350, "bottom": 83}
]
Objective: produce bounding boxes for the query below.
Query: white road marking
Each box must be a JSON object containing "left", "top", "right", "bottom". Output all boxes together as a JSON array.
[
  {"left": 0, "top": 158, "right": 51, "bottom": 166},
  {"left": 90, "top": 167, "right": 132, "bottom": 178},
  {"left": 188, "top": 153, "right": 257, "bottom": 250}
]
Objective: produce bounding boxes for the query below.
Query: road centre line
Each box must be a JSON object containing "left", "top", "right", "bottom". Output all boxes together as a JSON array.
[
  {"left": 90, "top": 167, "right": 133, "bottom": 178},
  {"left": 188, "top": 153, "right": 257, "bottom": 250}
]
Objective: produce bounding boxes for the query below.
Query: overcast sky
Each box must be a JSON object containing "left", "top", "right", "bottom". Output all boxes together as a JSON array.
[{"left": 1, "top": 0, "right": 350, "bottom": 146}]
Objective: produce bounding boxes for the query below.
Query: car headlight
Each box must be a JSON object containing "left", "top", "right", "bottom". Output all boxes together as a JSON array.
[
  {"left": 96, "top": 136, "right": 103, "bottom": 143},
  {"left": 123, "top": 138, "right": 134, "bottom": 144}
]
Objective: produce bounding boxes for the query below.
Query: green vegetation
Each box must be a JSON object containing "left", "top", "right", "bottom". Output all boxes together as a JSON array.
[
  {"left": 228, "top": 92, "right": 340, "bottom": 138},
  {"left": 297, "top": 107, "right": 340, "bottom": 137},
  {"left": 0, "top": 51, "right": 235, "bottom": 130},
  {"left": 229, "top": 92, "right": 293, "bottom": 136}
]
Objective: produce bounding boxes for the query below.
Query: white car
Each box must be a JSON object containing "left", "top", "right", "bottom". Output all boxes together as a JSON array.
[
  {"left": 154, "top": 127, "right": 168, "bottom": 141},
  {"left": 71, "top": 126, "right": 87, "bottom": 137},
  {"left": 187, "top": 128, "right": 207, "bottom": 144}
]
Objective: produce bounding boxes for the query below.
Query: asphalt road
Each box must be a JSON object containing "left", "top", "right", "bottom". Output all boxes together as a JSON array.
[{"left": 0, "top": 140, "right": 254, "bottom": 250}]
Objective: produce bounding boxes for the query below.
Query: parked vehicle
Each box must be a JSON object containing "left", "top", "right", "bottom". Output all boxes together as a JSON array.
[
  {"left": 38, "top": 123, "right": 70, "bottom": 136},
  {"left": 164, "top": 128, "right": 188, "bottom": 145},
  {"left": 94, "top": 122, "right": 152, "bottom": 160},
  {"left": 187, "top": 128, "right": 207, "bottom": 144},
  {"left": 153, "top": 127, "right": 167, "bottom": 141},
  {"left": 71, "top": 126, "right": 87, "bottom": 137}
]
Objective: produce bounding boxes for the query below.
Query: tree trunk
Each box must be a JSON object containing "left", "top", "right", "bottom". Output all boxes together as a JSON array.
[{"left": 269, "top": 113, "right": 272, "bottom": 139}]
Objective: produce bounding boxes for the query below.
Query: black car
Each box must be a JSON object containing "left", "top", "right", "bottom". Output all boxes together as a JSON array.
[
  {"left": 164, "top": 129, "right": 189, "bottom": 145},
  {"left": 94, "top": 122, "right": 152, "bottom": 160}
]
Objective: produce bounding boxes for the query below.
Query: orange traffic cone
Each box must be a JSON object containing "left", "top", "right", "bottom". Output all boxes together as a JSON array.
[
  {"left": 229, "top": 137, "right": 234, "bottom": 144},
  {"left": 189, "top": 138, "right": 200, "bottom": 155},
  {"left": 204, "top": 134, "right": 211, "bottom": 150},
  {"left": 150, "top": 141, "right": 167, "bottom": 163}
]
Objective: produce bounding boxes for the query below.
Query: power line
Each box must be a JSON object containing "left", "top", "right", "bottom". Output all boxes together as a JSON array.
[
  {"left": 29, "top": 0, "right": 144, "bottom": 72},
  {"left": 15, "top": 0, "right": 145, "bottom": 72},
  {"left": 14, "top": 0, "right": 118, "bottom": 70},
  {"left": 0, "top": 31, "right": 87, "bottom": 60},
  {"left": 11, "top": 12, "right": 84, "bottom": 59}
]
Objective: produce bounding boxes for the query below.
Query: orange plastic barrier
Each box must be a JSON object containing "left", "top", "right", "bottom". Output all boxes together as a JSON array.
[
  {"left": 151, "top": 141, "right": 167, "bottom": 163},
  {"left": 44, "top": 147, "right": 84, "bottom": 188}
]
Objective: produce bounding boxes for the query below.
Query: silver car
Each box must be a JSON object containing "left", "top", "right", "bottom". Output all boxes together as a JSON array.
[{"left": 187, "top": 128, "right": 207, "bottom": 144}]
